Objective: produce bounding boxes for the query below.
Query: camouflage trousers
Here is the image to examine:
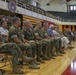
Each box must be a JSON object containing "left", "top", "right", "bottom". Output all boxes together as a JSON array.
[
  {"left": 38, "top": 39, "right": 50, "bottom": 54},
  {"left": 0, "top": 43, "right": 23, "bottom": 66},
  {"left": 48, "top": 39, "right": 55, "bottom": 53},
  {"left": 43, "top": 39, "right": 54, "bottom": 55},
  {"left": 54, "top": 38, "right": 62, "bottom": 53},
  {"left": 28, "top": 41, "right": 42, "bottom": 58},
  {"left": 17, "top": 43, "right": 32, "bottom": 57}
]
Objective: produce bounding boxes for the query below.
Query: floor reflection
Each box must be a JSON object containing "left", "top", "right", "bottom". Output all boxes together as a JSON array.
[{"left": 62, "top": 58, "right": 76, "bottom": 75}]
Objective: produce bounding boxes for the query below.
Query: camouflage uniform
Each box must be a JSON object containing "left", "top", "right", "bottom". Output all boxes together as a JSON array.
[
  {"left": 48, "top": 28, "right": 65, "bottom": 55},
  {"left": 9, "top": 26, "right": 32, "bottom": 57},
  {"left": 22, "top": 28, "right": 42, "bottom": 60},
  {"left": 41, "top": 28, "right": 56, "bottom": 57},
  {"left": 0, "top": 32, "right": 23, "bottom": 67},
  {"left": 33, "top": 27, "right": 50, "bottom": 60}
]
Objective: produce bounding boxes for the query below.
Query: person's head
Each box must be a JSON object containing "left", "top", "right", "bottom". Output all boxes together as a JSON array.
[
  {"left": 0, "top": 20, "right": 7, "bottom": 28},
  {"left": 13, "top": 17, "right": 21, "bottom": 27},
  {"left": 30, "top": 25, "right": 33, "bottom": 29},
  {"left": 49, "top": 24, "right": 55, "bottom": 30},
  {"left": 69, "top": 29, "right": 71, "bottom": 31},
  {"left": 54, "top": 26, "right": 58, "bottom": 31},
  {"left": 23, "top": 20, "right": 32, "bottom": 28},
  {"left": 42, "top": 22, "right": 48, "bottom": 30},
  {"left": 64, "top": 28, "right": 68, "bottom": 31},
  {"left": 36, "top": 22, "right": 42, "bottom": 29},
  {"left": 56, "top": 25, "right": 60, "bottom": 30}
]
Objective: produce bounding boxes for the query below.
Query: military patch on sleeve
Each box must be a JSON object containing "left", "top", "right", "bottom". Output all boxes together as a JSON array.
[
  {"left": 11, "top": 35, "right": 18, "bottom": 39},
  {"left": 34, "top": 33, "right": 39, "bottom": 36}
]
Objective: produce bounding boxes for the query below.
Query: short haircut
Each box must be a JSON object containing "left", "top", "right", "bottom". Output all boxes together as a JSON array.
[
  {"left": 36, "top": 21, "right": 41, "bottom": 25},
  {"left": 43, "top": 22, "right": 48, "bottom": 27},
  {"left": 0, "top": 20, "right": 6, "bottom": 26},
  {"left": 23, "top": 20, "right": 30, "bottom": 25},
  {"left": 13, "top": 17, "right": 19, "bottom": 23}
]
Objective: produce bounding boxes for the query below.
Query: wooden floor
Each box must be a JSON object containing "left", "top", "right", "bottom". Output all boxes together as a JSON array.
[{"left": 0, "top": 42, "right": 76, "bottom": 75}]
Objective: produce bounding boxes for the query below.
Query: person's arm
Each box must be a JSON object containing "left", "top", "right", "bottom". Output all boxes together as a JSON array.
[
  {"left": 23, "top": 38, "right": 29, "bottom": 43},
  {"left": 1, "top": 34, "right": 8, "bottom": 37},
  {"left": 0, "top": 29, "right": 8, "bottom": 37},
  {"left": 63, "top": 31, "right": 67, "bottom": 36},
  {"left": 53, "top": 31, "right": 61, "bottom": 37},
  {"left": 44, "top": 33, "right": 51, "bottom": 39},
  {"left": 21, "top": 30, "right": 30, "bottom": 43},
  {"left": 2, "top": 34, "right": 9, "bottom": 42},
  {"left": 0, "top": 30, "right": 9, "bottom": 42},
  {"left": 9, "top": 27, "right": 23, "bottom": 44},
  {"left": 34, "top": 30, "right": 43, "bottom": 40},
  {"left": 11, "top": 34, "right": 22, "bottom": 44},
  {"left": 35, "top": 34, "right": 43, "bottom": 40},
  {"left": 13, "top": 38, "right": 22, "bottom": 44}
]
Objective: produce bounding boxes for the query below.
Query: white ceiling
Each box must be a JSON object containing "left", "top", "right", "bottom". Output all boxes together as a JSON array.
[
  {"left": 34, "top": 0, "right": 76, "bottom": 12},
  {"left": 34, "top": 0, "right": 76, "bottom": 5}
]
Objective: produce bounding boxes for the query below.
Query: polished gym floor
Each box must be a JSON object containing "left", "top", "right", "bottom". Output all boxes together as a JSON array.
[{"left": 0, "top": 42, "right": 76, "bottom": 75}]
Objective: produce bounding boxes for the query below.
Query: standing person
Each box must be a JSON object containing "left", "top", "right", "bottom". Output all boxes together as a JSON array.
[{"left": 9, "top": 17, "right": 40, "bottom": 69}]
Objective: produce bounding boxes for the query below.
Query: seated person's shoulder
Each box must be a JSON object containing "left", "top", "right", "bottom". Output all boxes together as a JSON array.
[
  {"left": 9, "top": 26, "right": 16, "bottom": 31},
  {"left": 33, "top": 28, "right": 39, "bottom": 31}
]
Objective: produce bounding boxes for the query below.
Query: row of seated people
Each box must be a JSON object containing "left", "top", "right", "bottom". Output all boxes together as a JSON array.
[
  {"left": 0, "top": 17, "right": 75, "bottom": 74},
  {"left": 63, "top": 28, "right": 76, "bottom": 41}
]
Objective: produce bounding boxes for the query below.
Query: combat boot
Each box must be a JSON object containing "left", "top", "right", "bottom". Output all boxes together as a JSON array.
[
  {"left": 42, "top": 53, "right": 50, "bottom": 60},
  {"left": 36, "top": 56, "right": 45, "bottom": 63},
  {"left": 34, "top": 60, "right": 40, "bottom": 65},
  {"left": 47, "top": 53, "right": 55, "bottom": 59},
  {"left": 56, "top": 52, "right": 63, "bottom": 56},
  {"left": 51, "top": 50, "right": 57, "bottom": 57},
  {"left": 12, "top": 66, "right": 24, "bottom": 74},
  {"left": 22, "top": 55, "right": 34, "bottom": 63},
  {"left": 59, "top": 49, "right": 66, "bottom": 54},
  {"left": 22, "top": 55, "right": 40, "bottom": 65},
  {"left": 29, "top": 61, "right": 40, "bottom": 69},
  {"left": 60, "top": 51, "right": 66, "bottom": 54}
]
